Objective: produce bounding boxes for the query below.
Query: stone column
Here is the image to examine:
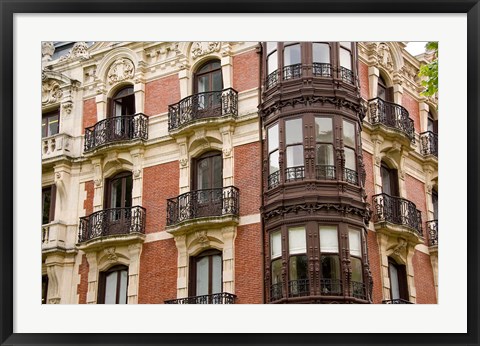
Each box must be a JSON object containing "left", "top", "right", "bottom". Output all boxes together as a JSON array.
[
  {"left": 127, "top": 243, "right": 142, "bottom": 304},
  {"left": 85, "top": 252, "right": 99, "bottom": 304},
  {"left": 92, "top": 158, "right": 103, "bottom": 212},
  {"left": 222, "top": 227, "right": 236, "bottom": 293},
  {"left": 406, "top": 244, "right": 417, "bottom": 303},
  {"left": 174, "top": 235, "right": 188, "bottom": 298},
  {"left": 368, "top": 66, "right": 379, "bottom": 99},
  {"left": 221, "top": 55, "right": 233, "bottom": 90}
]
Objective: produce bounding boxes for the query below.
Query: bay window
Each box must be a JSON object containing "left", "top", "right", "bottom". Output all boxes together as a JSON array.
[
  {"left": 319, "top": 226, "right": 342, "bottom": 295},
  {"left": 283, "top": 43, "right": 301, "bottom": 80},
  {"left": 270, "top": 230, "right": 283, "bottom": 300},
  {"left": 267, "top": 124, "right": 280, "bottom": 188},
  {"left": 315, "top": 117, "right": 335, "bottom": 179},
  {"left": 288, "top": 226, "right": 308, "bottom": 296},
  {"left": 339, "top": 42, "right": 354, "bottom": 84},
  {"left": 285, "top": 118, "right": 304, "bottom": 181},
  {"left": 313, "top": 42, "right": 331, "bottom": 76},
  {"left": 343, "top": 120, "right": 358, "bottom": 184}
]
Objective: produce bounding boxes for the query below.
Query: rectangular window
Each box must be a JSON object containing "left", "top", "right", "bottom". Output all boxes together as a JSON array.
[
  {"left": 313, "top": 43, "right": 330, "bottom": 64},
  {"left": 42, "top": 185, "right": 56, "bottom": 225},
  {"left": 319, "top": 226, "right": 338, "bottom": 253},
  {"left": 315, "top": 117, "right": 333, "bottom": 142},
  {"left": 344, "top": 148, "right": 356, "bottom": 171},
  {"left": 42, "top": 110, "right": 60, "bottom": 138},
  {"left": 284, "top": 44, "right": 301, "bottom": 66},
  {"left": 285, "top": 118, "right": 303, "bottom": 145},
  {"left": 268, "top": 124, "right": 279, "bottom": 151},
  {"left": 266, "top": 42, "right": 277, "bottom": 54},
  {"left": 343, "top": 120, "right": 356, "bottom": 148},
  {"left": 288, "top": 226, "right": 306, "bottom": 254},
  {"left": 267, "top": 51, "right": 278, "bottom": 75},
  {"left": 286, "top": 145, "right": 304, "bottom": 168},
  {"left": 349, "top": 228, "right": 362, "bottom": 257},
  {"left": 271, "top": 231, "right": 282, "bottom": 259},
  {"left": 340, "top": 48, "right": 352, "bottom": 70}
]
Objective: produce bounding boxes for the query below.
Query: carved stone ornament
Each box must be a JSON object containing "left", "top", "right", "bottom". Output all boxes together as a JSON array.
[
  {"left": 108, "top": 58, "right": 135, "bottom": 85},
  {"left": 377, "top": 43, "right": 394, "bottom": 72},
  {"left": 222, "top": 148, "right": 232, "bottom": 158},
  {"left": 48, "top": 297, "right": 61, "bottom": 304},
  {"left": 42, "top": 80, "right": 63, "bottom": 105},
  {"left": 196, "top": 231, "right": 210, "bottom": 247},
  {"left": 60, "top": 42, "right": 90, "bottom": 62},
  {"left": 104, "top": 247, "right": 118, "bottom": 262},
  {"left": 62, "top": 101, "right": 73, "bottom": 114},
  {"left": 133, "top": 169, "right": 141, "bottom": 178},
  {"left": 94, "top": 178, "right": 102, "bottom": 187},
  {"left": 191, "top": 42, "right": 221, "bottom": 59},
  {"left": 42, "top": 42, "right": 55, "bottom": 62},
  {"left": 179, "top": 158, "right": 188, "bottom": 167}
]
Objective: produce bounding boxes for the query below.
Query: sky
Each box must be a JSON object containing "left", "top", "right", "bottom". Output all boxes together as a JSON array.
[{"left": 405, "top": 42, "right": 428, "bottom": 56}]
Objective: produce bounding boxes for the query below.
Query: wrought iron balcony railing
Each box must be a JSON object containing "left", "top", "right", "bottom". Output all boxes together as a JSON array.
[
  {"left": 427, "top": 219, "right": 438, "bottom": 246},
  {"left": 288, "top": 279, "right": 310, "bottom": 297},
  {"left": 84, "top": 113, "right": 148, "bottom": 152},
  {"left": 368, "top": 98, "right": 415, "bottom": 142},
  {"left": 283, "top": 63, "right": 303, "bottom": 81},
  {"left": 352, "top": 281, "right": 367, "bottom": 300},
  {"left": 166, "top": 186, "right": 239, "bottom": 226},
  {"left": 372, "top": 193, "right": 423, "bottom": 236},
  {"left": 382, "top": 299, "right": 413, "bottom": 304},
  {"left": 320, "top": 278, "right": 343, "bottom": 296},
  {"left": 267, "top": 171, "right": 280, "bottom": 189},
  {"left": 270, "top": 282, "right": 284, "bottom": 302},
  {"left": 164, "top": 292, "right": 236, "bottom": 304},
  {"left": 312, "top": 63, "right": 332, "bottom": 77},
  {"left": 316, "top": 165, "right": 336, "bottom": 180},
  {"left": 285, "top": 166, "right": 305, "bottom": 182},
  {"left": 78, "top": 206, "right": 146, "bottom": 243},
  {"left": 339, "top": 66, "right": 354, "bottom": 84},
  {"left": 420, "top": 131, "right": 438, "bottom": 157},
  {"left": 168, "top": 88, "right": 238, "bottom": 131},
  {"left": 344, "top": 168, "right": 359, "bottom": 185}
]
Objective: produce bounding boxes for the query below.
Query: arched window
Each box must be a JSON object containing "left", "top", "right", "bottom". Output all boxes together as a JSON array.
[
  {"left": 388, "top": 258, "right": 409, "bottom": 302},
  {"left": 194, "top": 60, "right": 223, "bottom": 113},
  {"left": 109, "top": 86, "right": 135, "bottom": 117},
  {"left": 189, "top": 249, "right": 222, "bottom": 297},
  {"left": 97, "top": 265, "right": 129, "bottom": 304},
  {"left": 377, "top": 75, "right": 393, "bottom": 102}
]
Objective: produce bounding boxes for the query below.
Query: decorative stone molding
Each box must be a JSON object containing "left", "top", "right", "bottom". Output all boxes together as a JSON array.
[
  {"left": 42, "top": 41, "right": 55, "bottom": 62},
  {"left": 104, "top": 247, "right": 118, "bottom": 262},
  {"left": 107, "top": 58, "right": 135, "bottom": 85},
  {"left": 377, "top": 43, "right": 394, "bottom": 72},
  {"left": 62, "top": 101, "right": 73, "bottom": 114},
  {"left": 179, "top": 158, "right": 188, "bottom": 167},
  {"left": 191, "top": 42, "right": 221, "bottom": 59},
  {"left": 42, "top": 80, "right": 63, "bottom": 105},
  {"left": 196, "top": 231, "right": 210, "bottom": 248},
  {"left": 60, "top": 42, "right": 90, "bottom": 62}
]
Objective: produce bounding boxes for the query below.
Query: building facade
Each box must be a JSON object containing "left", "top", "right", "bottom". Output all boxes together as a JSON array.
[{"left": 41, "top": 41, "right": 438, "bottom": 305}]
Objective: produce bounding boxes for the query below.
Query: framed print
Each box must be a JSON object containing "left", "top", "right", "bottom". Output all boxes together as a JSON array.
[{"left": 1, "top": 1, "right": 479, "bottom": 345}]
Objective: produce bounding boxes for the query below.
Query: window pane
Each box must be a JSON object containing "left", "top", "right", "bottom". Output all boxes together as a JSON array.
[
  {"left": 343, "top": 120, "right": 355, "bottom": 148},
  {"left": 269, "top": 151, "right": 279, "bottom": 174},
  {"left": 349, "top": 228, "right": 362, "bottom": 257},
  {"left": 212, "top": 254, "right": 222, "bottom": 294},
  {"left": 197, "top": 75, "right": 209, "bottom": 93},
  {"left": 271, "top": 231, "right": 282, "bottom": 259},
  {"left": 432, "top": 191, "right": 438, "bottom": 220},
  {"left": 213, "top": 155, "right": 222, "bottom": 189},
  {"left": 340, "top": 48, "right": 352, "bottom": 70},
  {"left": 285, "top": 118, "right": 303, "bottom": 145},
  {"left": 212, "top": 70, "right": 223, "bottom": 91},
  {"left": 288, "top": 226, "right": 306, "bottom": 254},
  {"left": 110, "top": 179, "right": 121, "bottom": 208},
  {"left": 267, "top": 51, "right": 278, "bottom": 74},
  {"left": 319, "top": 226, "right": 338, "bottom": 253},
  {"left": 268, "top": 124, "right": 279, "bottom": 151},
  {"left": 266, "top": 42, "right": 277, "bottom": 54},
  {"left": 315, "top": 117, "right": 333, "bottom": 142},
  {"left": 118, "top": 270, "right": 128, "bottom": 304},
  {"left": 345, "top": 148, "right": 356, "bottom": 171},
  {"left": 340, "top": 41, "right": 351, "bottom": 49},
  {"left": 313, "top": 43, "right": 330, "bottom": 63},
  {"left": 48, "top": 116, "right": 59, "bottom": 137},
  {"left": 271, "top": 258, "right": 282, "bottom": 284},
  {"left": 104, "top": 271, "right": 118, "bottom": 304},
  {"left": 378, "top": 84, "right": 387, "bottom": 100},
  {"left": 389, "top": 263, "right": 400, "bottom": 300},
  {"left": 284, "top": 44, "right": 301, "bottom": 66},
  {"left": 286, "top": 145, "right": 304, "bottom": 168},
  {"left": 289, "top": 255, "right": 308, "bottom": 281},
  {"left": 316, "top": 144, "right": 334, "bottom": 166},
  {"left": 125, "top": 175, "right": 133, "bottom": 208},
  {"left": 351, "top": 257, "right": 363, "bottom": 283},
  {"left": 381, "top": 166, "right": 392, "bottom": 195},
  {"left": 42, "top": 188, "right": 51, "bottom": 225},
  {"left": 321, "top": 255, "right": 340, "bottom": 279},
  {"left": 196, "top": 256, "right": 209, "bottom": 296}
]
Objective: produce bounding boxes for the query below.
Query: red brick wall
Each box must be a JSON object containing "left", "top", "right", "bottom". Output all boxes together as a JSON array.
[
  {"left": 405, "top": 174, "right": 428, "bottom": 244},
  {"left": 358, "top": 61, "right": 370, "bottom": 100},
  {"left": 402, "top": 93, "right": 421, "bottom": 133},
  {"left": 235, "top": 223, "right": 264, "bottom": 303},
  {"left": 367, "top": 230, "right": 383, "bottom": 304},
  {"left": 234, "top": 141, "right": 262, "bottom": 216},
  {"left": 142, "top": 161, "right": 179, "bottom": 234},
  {"left": 233, "top": 49, "right": 260, "bottom": 92},
  {"left": 77, "top": 254, "right": 89, "bottom": 304},
  {"left": 83, "top": 181, "right": 94, "bottom": 216},
  {"left": 138, "top": 239, "right": 178, "bottom": 303},
  {"left": 144, "top": 74, "right": 181, "bottom": 116},
  {"left": 412, "top": 251, "right": 437, "bottom": 303},
  {"left": 363, "top": 150, "right": 375, "bottom": 200},
  {"left": 82, "top": 98, "right": 97, "bottom": 134}
]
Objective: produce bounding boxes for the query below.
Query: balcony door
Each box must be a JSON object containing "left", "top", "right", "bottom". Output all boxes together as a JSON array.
[
  {"left": 97, "top": 265, "right": 128, "bottom": 304},
  {"left": 388, "top": 258, "right": 409, "bottom": 302},
  {"left": 190, "top": 250, "right": 222, "bottom": 301},
  {"left": 377, "top": 75, "right": 395, "bottom": 124},
  {"left": 192, "top": 151, "right": 223, "bottom": 218},
  {"left": 108, "top": 86, "right": 135, "bottom": 140},
  {"left": 105, "top": 171, "right": 133, "bottom": 235},
  {"left": 194, "top": 60, "right": 223, "bottom": 115},
  {"left": 381, "top": 162, "right": 401, "bottom": 222}
]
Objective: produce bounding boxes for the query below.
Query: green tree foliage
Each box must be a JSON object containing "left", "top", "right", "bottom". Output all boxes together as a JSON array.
[{"left": 418, "top": 42, "right": 438, "bottom": 97}]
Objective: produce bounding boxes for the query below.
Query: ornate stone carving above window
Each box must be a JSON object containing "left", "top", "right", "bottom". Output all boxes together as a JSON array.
[
  {"left": 42, "top": 42, "right": 55, "bottom": 62},
  {"left": 377, "top": 43, "right": 394, "bottom": 72},
  {"left": 59, "top": 41, "right": 90, "bottom": 61},
  {"left": 107, "top": 58, "right": 135, "bottom": 85},
  {"left": 191, "top": 42, "right": 221, "bottom": 59},
  {"left": 42, "top": 80, "right": 63, "bottom": 105}
]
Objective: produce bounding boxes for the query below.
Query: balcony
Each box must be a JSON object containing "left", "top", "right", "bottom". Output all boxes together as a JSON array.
[
  {"left": 42, "top": 221, "right": 67, "bottom": 253},
  {"left": 166, "top": 186, "right": 239, "bottom": 227},
  {"left": 382, "top": 299, "right": 413, "bottom": 304},
  {"left": 168, "top": 88, "right": 238, "bottom": 132},
  {"left": 420, "top": 131, "right": 438, "bottom": 157},
  {"left": 42, "top": 133, "right": 73, "bottom": 161},
  {"left": 372, "top": 193, "right": 423, "bottom": 237},
  {"left": 84, "top": 113, "right": 148, "bottom": 152},
  {"left": 78, "top": 206, "right": 146, "bottom": 245},
  {"left": 164, "top": 292, "right": 236, "bottom": 304},
  {"left": 427, "top": 220, "right": 438, "bottom": 246},
  {"left": 368, "top": 98, "right": 415, "bottom": 143}
]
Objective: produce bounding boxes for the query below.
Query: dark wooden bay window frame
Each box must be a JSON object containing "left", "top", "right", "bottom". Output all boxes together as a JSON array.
[{"left": 284, "top": 117, "right": 305, "bottom": 182}]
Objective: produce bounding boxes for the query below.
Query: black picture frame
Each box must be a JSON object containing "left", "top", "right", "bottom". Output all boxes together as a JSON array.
[{"left": 1, "top": 1, "right": 479, "bottom": 345}]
